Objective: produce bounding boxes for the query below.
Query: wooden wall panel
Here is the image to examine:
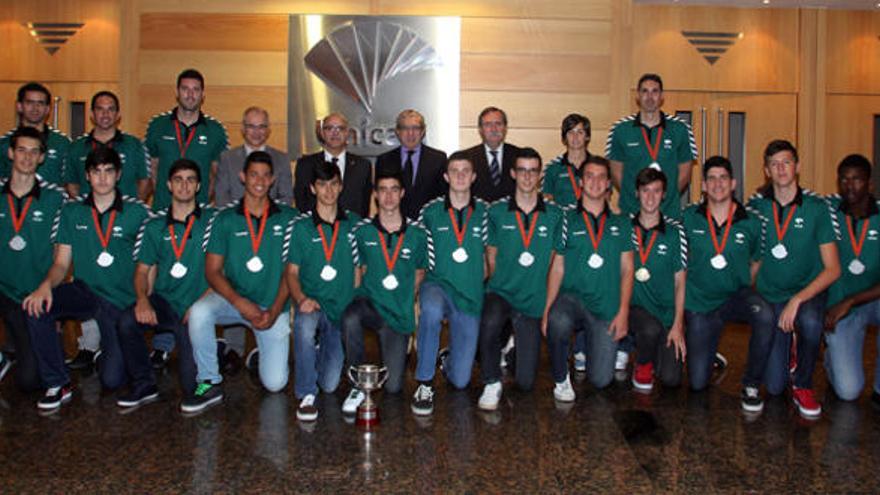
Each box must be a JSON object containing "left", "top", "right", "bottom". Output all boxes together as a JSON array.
[
  {"left": 140, "top": 14, "right": 288, "bottom": 51},
  {"left": 377, "top": 0, "right": 612, "bottom": 20},
  {"left": 826, "top": 10, "right": 880, "bottom": 95},
  {"left": 136, "top": 85, "right": 288, "bottom": 129},
  {"left": 461, "top": 18, "right": 611, "bottom": 55},
  {"left": 461, "top": 54, "right": 610, "bottom": 92},
  {"left": 825, "top": 95, "right": 880, "bottom": 174},
  {"left": 461, "top": 91, "right": 613, "bottom": 132},
  {"left": 458, "top": 128, "right": 609, "bottom": 166},
  {"left": 139, "top": 50, "right": 287, "bottom": 86},
  {"left": 136, "top": 0, "right": 370, "bottom": 15}
]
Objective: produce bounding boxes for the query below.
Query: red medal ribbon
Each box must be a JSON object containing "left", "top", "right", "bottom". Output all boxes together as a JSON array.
[
  {"left": 448, "top": 207, "right": 473, "bottom": 247},
  {"left": 635, "top": 225, "right": 658, "bottom": 266},
  {"left": 318, "top": 221, "right": 340, "bottom": 263},
  {"left": 707, "top": 203, "right": 736, "bottom": 256},
  {"left": 566, "top": 165, "right": 582, "bottom": 201},
  {"left": 168, "top": 215, "right": 196, "bottom": 261},
  {"left": 244, "top": 202, "right": 269, "bottom": 256},
  {"left": 581, "top": 210, "right": 606, "bottom": 252},
  {"left": 377, "top": 230, "right": 405, "bottom": 274},
  {"left": 515, "top": 211, "right": 540, "bottom": 250},
  {"left": 91, "top": 207, "right": 117, "bottom": 250},
  {"left": 846, "top": 215, "right": 870, "bottom": 259},
  {"left": 173, "top": 120, "right": 197, "bottom": 158},
  {"left": 7, "top": 194, "right": 33, "bottom": 234},
  {"left": 640, "top": 126, "right": 664, "bottom": 163},
  {"left": 772, "top": 202, "right": 798, "bottom": 245}
]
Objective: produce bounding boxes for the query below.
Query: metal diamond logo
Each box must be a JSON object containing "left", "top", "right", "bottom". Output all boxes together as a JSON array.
[
  {"left": 23, "top": 22, "right": 85, "bottom": 55},
  {"left": 681, "top": 31, "right": 742, "bottom": 65},
  {"left": 305, "top": 20, "right": 443, "bottom": 113}
]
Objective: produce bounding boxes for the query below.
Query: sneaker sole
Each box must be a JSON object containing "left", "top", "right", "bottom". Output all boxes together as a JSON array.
[
  {"left": 741, "top": 401, "right": 764, "bottom": 413},
  {"left": 411, "top": 404, "right": 434, "bottom": 416},
  {"left": 180, "top": 394, "right": 224, "bottom": 414},
  {"left": 296, "top": 411, "right": 318, "bottom": 422},
  {"left": 37, "top": 391, "right": 73, "bottom": 410},
  {"left": 553, "top": 393, "right": 575, "bottom": 403},
  {"left": 0, "top": 360, "right": 11, "bottom": 382},
  {"left": 117, "top": 391, "right": 160, "bottom": 408},
  {"left": 631, "top": 377, "right": 654, "bottom": 391},
  {"left": 793, "top": 398, "right": 821, "bottom": 417}
]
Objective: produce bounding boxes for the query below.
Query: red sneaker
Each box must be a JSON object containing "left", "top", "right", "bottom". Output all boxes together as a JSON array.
[
  {"left": 792, "top": 387, "right": 821, "bottom": 417},
  {"left": 632, "top": 362, "right": 654, "bottom": 391}
]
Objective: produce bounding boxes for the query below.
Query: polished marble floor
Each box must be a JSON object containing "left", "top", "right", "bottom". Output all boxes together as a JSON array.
[{"left": 1, "top": 325, "right": 879, "bottom": 493}]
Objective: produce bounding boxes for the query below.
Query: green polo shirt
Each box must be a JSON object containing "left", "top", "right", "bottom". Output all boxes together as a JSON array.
[
  {"left": 559, "top": 204, "right": 633, "bottom": 321},
  {"left": 631, "top": 215, "right": 687, "bottom": 328},
  {"left": 749, "top": 188, "right": 838, "bottom": 304},
  {"left": 419, "top": 195, "right": 489, "bottom": 316},
  {"left": 605, "top": 112, "right": 696, "bottom": 218},
  {"left": 145, "top": 109, "right": 228, "bottom": 210},
  {"left": 683, "top": 201, "right": 765, "bottom": 313},
  {"left": 0, "top": 179, "right": 67, "bottom": 303},
  {"left": 56, "top": 192, "right": 151, "bottom": 309},
  {"left": 542, "top": 153, "right": 589, "bottom": 208},
  {"left": 0, "top": 126, "right": 70, "bottom": 186},
  {"left": 205, "top": 199, "right": 297, "bottom": 310},
  {"left": 134, "top": 204, "right": 215, "bottom": 317},
  {"left": 286, "top": 209, "right": 360, "bottom": 325},
  {"left": 351, "top": 217, "right": 428, "bottom": 334},
  {"left": 825, "top": 195, "right": 880, "bottom": 310},
  {"left": 486, "top": 195, "right": 565, "bottom": 318},
  {"left": 65, "top": 130, "right": 150, "bottom": 197}
]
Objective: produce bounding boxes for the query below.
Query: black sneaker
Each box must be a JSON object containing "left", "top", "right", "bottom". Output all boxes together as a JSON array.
[
  {"left": 37, "top": 383, "right": 74, "bottom": 410},
  {"left": 66, "top": 349, "right": 96, "bottom": 370},
  {"left": 0, "top": 352, "right": 11, "bottom": 383},
  {"left": 741, "top": 386, "right": 764, "bottom": 413},
  {"left": 713, "top": 352, "right": 728, "bottom": 370},
  {"left": 872, "top": 391, "right": 880, "bottom": 410},
  {"left": 411, "top": 384, "right": 434, "bottom": 416},
  {"left": 245, "top": 348, "right": 260, "bottom": 372},
  {"left": 438, "top": 347, "right": 450, "bottom": 376},
  {"left": 296, "top": 394, "right": 318, "bottom": 422},
  {"left": 150, "top": 350, "right": 170, "bottom": 370},
  {"left": 116, "top": 386, "right": 159, "bottom": 408},
  {"left": 180, "top": 382, "right": 224, "bottom": 414}
]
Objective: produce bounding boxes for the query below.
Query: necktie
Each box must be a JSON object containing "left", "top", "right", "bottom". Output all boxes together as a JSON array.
[
  {"left": 403, "top": 150, "right": 416, "bottom": 187},
  {"left": 489, "top": 150, "right": 501, "bottom": 186},
  {"left": 331, "top": 156, "right": 341, "bottom": 177}
]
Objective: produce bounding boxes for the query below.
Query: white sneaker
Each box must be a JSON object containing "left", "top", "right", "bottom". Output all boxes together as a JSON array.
[
  {"left": 500, "top": 335, "right": 515, "bottom": 368},
  {"left": 573, "top": 352, "right": 587, "bottom": 372},
  {"left": 478, "top": 382, "right": 502, "bottom": 410},
  {"left": 615, "top": 350, "right": 629, "bottom": 372},
  {"left": 342, "top": 389, "right": 365, "bottom": 414},
  {"left": 553, "top": 375, "right": 576, "bottom": 402},
  {"left": 296, "top": 394, "right": 318, "bottom": 421}
]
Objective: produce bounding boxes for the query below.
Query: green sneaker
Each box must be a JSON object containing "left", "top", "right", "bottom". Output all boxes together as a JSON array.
[{"left": 180, "top": 382, "right": 223, "bottom": 414}]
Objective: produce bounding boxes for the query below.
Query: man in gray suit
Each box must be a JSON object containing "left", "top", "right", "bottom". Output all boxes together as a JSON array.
[{"left": 215, "top": 107, "right": 294, "bottom": 206}]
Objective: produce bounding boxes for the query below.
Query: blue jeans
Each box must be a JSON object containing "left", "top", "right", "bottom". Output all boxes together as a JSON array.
[
  {"left": 824, "top": 300, "right": 880, "bottom": 401},
  {"left": 26, "top": 280, "right": 126, "bottom": 389},
  {"left": 342, "top": 297, "right": 409, "bottom": 394},
  {"left": 685, "top": 287, "right": 774, "bottom": 391},
  {"left": 763, "top": 293, "right": 826, "bottom": 394},
  {"left": 546, "top": 293, "right": 617, "bottom": 389},
  {"left": 479, "top": 292, "right": 541, "bottom": 391},
  {"left": 188, "top": 292, "right": 290, "bottom": 392},
  {"left": 415, "top": 282, "right": 479, "bottom": 389},
  {"left": 292, "top": 308, "right": 344, "bottom": 399}
]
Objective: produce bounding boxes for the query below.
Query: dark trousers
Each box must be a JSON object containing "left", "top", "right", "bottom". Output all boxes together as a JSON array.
[
  {"left": 479, "top": 292, "right": 541, "bottom": 391},
  {"left": 547, "top": 293, "right": 617, "bottom": 389},
  {"left": 118, "top": 294, "right": 197, "bottom": 398},
  {"left": 630, "top": 305, "right": 682, "bottom": 387},
  {"left": 0, "top": 292, "right": 41, "bottom": 391},
  {"left": 764, "top": 293, "right": 826, "bottom": 394},
  {"left": 26, "top": 280, "right": 126, "bottom": 389},
  {"left": 342, "top": 297, "right": 409, "bottom": 394}
]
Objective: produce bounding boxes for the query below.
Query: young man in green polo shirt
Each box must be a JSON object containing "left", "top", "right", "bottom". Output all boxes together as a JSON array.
[
  {"left": 145, "top": 69, "right": 228, "bottom": 211},
  {"left": 544, "top": 156, "right": 633, "bottom": 399},
  {"left": 747, "top": 140, "right": 840, "bottom": 418},
  {"left": 115, "top": 159, "right": 213, "bottom": 410},
  {"left": 682, "top": 156, "right": 774, "bottom": 411},
  {"left": 0, "top": 127, "right": 67, "bottom": 392},
  {"left": 23, "top": 147, "right": 151, "bottom": 410},
  {"left": 341, "top": 169, "right": 428, "bottom": 414},
  {"left": 185, "top": 151, "right": 296, "bottom": 412},
  {"left": 285, "top": 161, "right": 358, "bottom": 422},
  {"left": 0, "top": 82, "right": 70, "bottom": 186},
  {"left": 412, "top": 151, "right": 489, "bottom": 415},
  {"left": 478, "top": 147, "right": 565, "bottom": 411},
  {"left": 823, "top": 154, "right": 880, "bottom": 405}
]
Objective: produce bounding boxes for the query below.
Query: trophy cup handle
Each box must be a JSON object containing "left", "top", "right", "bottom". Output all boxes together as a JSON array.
[
  {"left": 377, "top": 366, "right": 389, "bottom": 388},
  {"left": 348, "top": 366, "right": 359, "bottom": 386}
]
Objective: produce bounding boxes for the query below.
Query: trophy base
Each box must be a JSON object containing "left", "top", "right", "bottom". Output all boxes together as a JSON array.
[{"left": 356, "top": 405, "right": 380, "bottom": 429}]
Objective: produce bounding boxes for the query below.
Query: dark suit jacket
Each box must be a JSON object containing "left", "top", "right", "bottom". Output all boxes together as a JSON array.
[
  {"left": 460, "top": 142, "right": 522, "bottom": 203},
  {"left": 375, "top": 144, "right": 447, "bottom": 219},
  {"left": 294, "top": 151, "right": 373, "bottom": 217},
  {"left": 215, "top": 145, "right": 293, "bottom": 207}
]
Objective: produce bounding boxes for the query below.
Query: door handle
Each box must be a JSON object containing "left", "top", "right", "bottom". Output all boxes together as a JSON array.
[{"left": 717, "top": 108, "right": 724, "bottom": 156}]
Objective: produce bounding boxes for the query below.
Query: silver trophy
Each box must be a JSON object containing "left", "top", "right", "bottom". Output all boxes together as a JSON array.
[{"left": 348, "top": 364, "right": 388, "bottom": 428}]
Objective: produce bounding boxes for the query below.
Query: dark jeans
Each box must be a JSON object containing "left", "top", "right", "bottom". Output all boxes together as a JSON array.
[
  {"left": 685, "top": 287, "right": 774, "bottom": 391},
  {"left": 479, "top": 292, "right": 541, "bottom": 391},
  {"left": 764, "top": 293, "right": 826, "bottom": 394},
  {"left": 118, "top": 294, "right": 197, "bottom": 398},
  {"left": 547, "top": 293, "right": 617, "bottom": 389},
  {"left": 26, "top": 280, "right": 126, "bottom": 389},
  {"left": 342, "top": 297, "right": 408, "bottom": 394},
  {"left": 629, "top": 305, "right": 682, "bottom": 387},
  {"left": 0, "top": 292, "right": 41, "bottom": 391}
]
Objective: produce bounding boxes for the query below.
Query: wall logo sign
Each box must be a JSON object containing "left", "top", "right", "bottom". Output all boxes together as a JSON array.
[
  {"left": 681, "top": 31, "right": 742, "bottom": 65},
  {"left": 23, "top": 22, "right": 85, "bottom": 55}
]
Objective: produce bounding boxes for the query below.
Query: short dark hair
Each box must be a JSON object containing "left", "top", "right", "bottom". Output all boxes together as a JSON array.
[
  {"left": 477, "top": 106, "right": 507, "bottom": 127},
  {"left": 17, "top": 82, "right": 50, "bottom": 104},
  {"left": 581, "top": 155, "right": 611, "bottom": 178},
  {"left": 446, "top": 151, "right": 473, "bottom": 172},
  {"left": 561, "top": 113, "right": 591, "bottom": 140},
  {"left": 311, "top": 161, "right": 342, "bottom": 185},
  {"left": 635, "top": 167, "right": 667, "bottom": 192},
  {"left": 703, "top": 155, "right": 733, "bottom": 179},
  {"left": 85, "top": 147, "right": 121, "bottom": 173},
  {"left": 168, "top": 158, "right": 201, "bottom": 183},
  {"left": 637, "top": 73, "right": 663, "bottom": 92},
  {"left": 244, "top": 150, "right": 273, "bottom": 174},
  {"left": 516, "top": 147, "right": 542, "bottom": 165},
  {"left": 10, "top": 126, "right": 46, "bottom": 153},
  {"left": 90, "top": 91, "right": 119, "bottom": 111},
  {"left": 838, "top": 153, "right": 872, "bottom": 180},
  {"left": 177, "top": 69, "right": 205, "bottom": 89},
  {"left": 375, "top": 169, "right": 404, "bottom": 189},
  {"left": 763, "top": 139, "right": 798, "bottom": 165}
]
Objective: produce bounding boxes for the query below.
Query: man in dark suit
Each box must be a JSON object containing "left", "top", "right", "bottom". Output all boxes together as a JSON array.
[
  {"left": 215, "top": 107, "right": 293, "bottom": 206},
  {"left": 375, "top": 109, "right": 447, "bottom": 219},
  {"left": 460, "top": 107, "right": 522, "bottom": 203},
  {"left": 294, "top": 112, "right": 372, "bottom": 217}
]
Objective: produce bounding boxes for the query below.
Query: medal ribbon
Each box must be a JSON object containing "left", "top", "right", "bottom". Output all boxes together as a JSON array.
[
  {"left": 846, "top": 215, "right": 870, "bottom": 259},
  {"left": 707, "top": 203, "right": 736, "bottom": 256},
  {"left": 581, "top": 211, "right": 606, "bottom": 252},
  {"left": 244, "top": 202, "right": 269, "bottom": 256},
  {"left": 772, "top": 202, "right": 798, "bottom": 245},
  {"left": 566, "top": 165, "right": 582, "bottom": 201},
  {"left": 173, "top": 120, "right": 197, "bottom": 157},
  {"left": 640, "top": 126, "right": 664, "bottom": 163},
  {"left": 7, "top": 194, "right": 33, "bottom": 234},
  {"left": 448, "top": 207, "right": 473, "bottom": 247},
  {"left": 635, "top": 226, "right": 658, "bottom": 266},
  {"left": 318, "top": 221, "right": 340, "bottom": 263},
  {"left": 377, "top": 230, "right": 405, "bottom": 274},
  {"left": 168, "top": 215, "right": 196, "bottom": 261},
  {"left": 515, "top": 211, "right": 540, "bottom": 250},
  {"left": 90, "top": 207, "right": 117, "bottom": 250}
]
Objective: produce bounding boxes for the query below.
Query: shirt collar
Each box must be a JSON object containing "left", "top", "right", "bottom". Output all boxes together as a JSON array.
[
  {"left": 444, "top": 194, "right": 476, "bottom": 211},
  {"left": 696, "top": 199, "right": 748, "bottom": 224},
  {"left": 839, "top": 195, "right": 880, "bottom": 219},
  {"left": 484, "top": 143, "right": 504, "bottom": 157},
  {"left": 2, "top": 178, "right": 41, "bottom": 200},
  {"left": 562, "top": 151, "right": 591, "bottom": 170},
  {"left": 372, "top": 215, "right": 408, "bottom": 235},
  {"left": 165, "top": 203, "right": 203, "bottom": 226},
  {"left": 577, "top": 201, "right": 610, "bottom": 219},
  {"left": 311, "top": 208, "right": 348, "bottom": 226},
  {"left": 244, "top": 143, "right": 267, "bottom": 155},
  {"left": 324, "top": 150, "right": 346, "bottom": 164},
  {"left": 170, "top": 107, "right": 206, "bottom": 127},
  {"left": 762, "top": 185, "right": 804, "bottom": 208},
  {"left": 86, "top": 190, "right": 124, "bottom": 213},
  {"left": 235, "top": 198, "right": 280, "bottom": 218},
  {"left": 633, "top": 213, "right": 666, "bottom": 234},
  {"left": 633, "top": 111, "right": 668, "bottom": 130},
  {"left": 88, "top": 129, "right": 123, "bottom": 146},
  {"left": 508, "top": 194, "right": 547, "bottom": 214}
]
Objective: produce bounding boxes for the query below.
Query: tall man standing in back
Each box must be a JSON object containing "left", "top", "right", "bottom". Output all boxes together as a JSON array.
[{"left": 460, "top": 107, "right": 522, "bottom": 203}]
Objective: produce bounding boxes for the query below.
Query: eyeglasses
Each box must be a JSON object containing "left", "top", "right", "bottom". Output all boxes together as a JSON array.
[
  {"left": 514, "top": 167, "right": 541, "bottom": 176},
  {"left": 322, "top": 125, "right": 347, "bottom": 133},
  {"left": 243, "top": 124, "right": 269, "bottom": 130}
]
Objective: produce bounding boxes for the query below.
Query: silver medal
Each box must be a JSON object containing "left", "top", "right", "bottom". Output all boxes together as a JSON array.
[
  {"left": 635, "top": 267, "right": 651, "bottom": 283},
  {"left": 96, "top": 250, "right": 114, "bottom": 267},
  {"left": 320, "top": 264, "right": 337, "bottom": 281},
  {"left": 771, "top": 243, "right": 788, "bottom": 260},
  {"left": 649, "top": 162, "right": 661, "bottom": 171},
  {"left": 710, "top": 254, "right": 727, "bottom": 270},
  {"left": 848, "top": 258, "right": 866, "bottom": 275},
  {"left": 382, "top": 274, "right": 399, "bottom": 290},
  {"left": 246, "top": 256, "right": 264, "bottom": 273},
  {"left": 8, "top": 235, "right": 26, "bottom": 251},
  {"left": 518, "top": 251, "right": 535, "bottom": 267},
  {"left": 587, "top": 253, "right": 604, "bottom": 269},
  {"left": 452, "top": 247, "right": 468, "bottom": 263},
  {"left": 170, "top": 261, "right": 188, "bottom": 279}
]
